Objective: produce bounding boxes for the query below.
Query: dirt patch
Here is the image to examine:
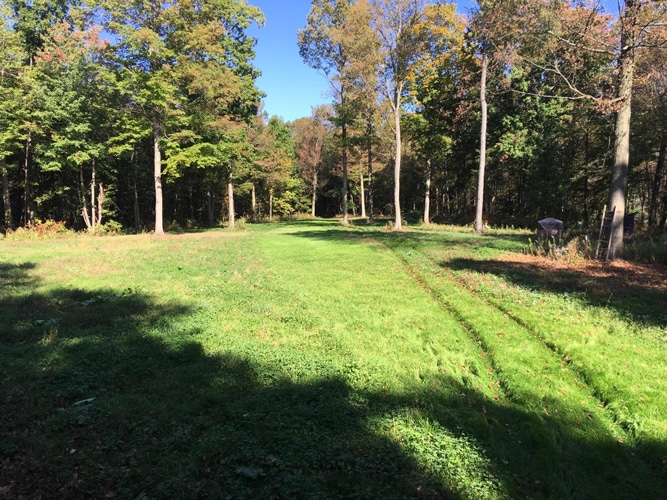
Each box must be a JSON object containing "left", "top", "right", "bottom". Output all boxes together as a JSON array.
[{"left": 495, "top": 253, "right": 667, "bottom": 293}]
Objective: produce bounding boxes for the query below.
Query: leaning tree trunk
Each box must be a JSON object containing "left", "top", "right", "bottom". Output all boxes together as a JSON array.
[
  {"left": 475, "top": 49, "right": 489, "bottom": 234},
  {"left": 2, "top": 160, "right": 13, "bottom": 230},
  {"left": 153, "top": 125, "right": 165, "bottom": 235},
  {"left": 227, "top": 169, "right": 235, "bottom": 229}
]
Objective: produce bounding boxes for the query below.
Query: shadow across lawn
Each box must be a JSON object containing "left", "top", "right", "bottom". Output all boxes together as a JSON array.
[
  {"left": 444, "top": 257, "right": 667, "bottom": 329},
  {"left": 287, "top": 225, "right": 528, "bottom": 251},
  {"left": 1, "top": 261, "right": 665, "bottom": 498},
  {"left": 283, "top": 222, "right": 667, "bottom": 328}
]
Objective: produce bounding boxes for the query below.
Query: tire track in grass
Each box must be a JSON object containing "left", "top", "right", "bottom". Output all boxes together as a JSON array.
[
  {"left": 441, "top": 264, "right": 667, "bottom": 472},
  {"left": 254, "top": 225, "right": 522, "bottom": 498},
  {"left": 386, "top": 244, "right": 663, "bottom": 497}
]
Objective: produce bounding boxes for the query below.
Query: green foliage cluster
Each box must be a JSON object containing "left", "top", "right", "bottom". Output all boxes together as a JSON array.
[
  {"left": 1, "top": 0, "right": 667, "bottom": 247},
  {"left": 1, "top": 222, "right": 665, "bottom": 497}
]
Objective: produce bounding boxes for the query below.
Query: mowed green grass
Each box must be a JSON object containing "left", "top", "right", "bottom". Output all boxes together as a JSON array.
[{"left": 1, "top": 220, "right": 665, "bottom": 499}]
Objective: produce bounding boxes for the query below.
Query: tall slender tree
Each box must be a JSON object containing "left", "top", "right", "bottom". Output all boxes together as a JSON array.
[
  {"left": 0, "top": 3, "right": 26, "bottom": 229},
  {"left": 371, "top": 0, "right": 428, "bottom": 230}
]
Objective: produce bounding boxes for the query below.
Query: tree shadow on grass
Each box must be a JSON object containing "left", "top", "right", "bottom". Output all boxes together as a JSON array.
[
  {"left": 444, "top": 257, "right": 667, "bottom": 329},
  {"left": 281, "top": 223, "right": 666, "bottom": 328},
  {"left": 1, "top": 262, "right": 665, "bottom": 498},
  {"left": 288, "top": 223, "right": 529, "bottom": 252}
]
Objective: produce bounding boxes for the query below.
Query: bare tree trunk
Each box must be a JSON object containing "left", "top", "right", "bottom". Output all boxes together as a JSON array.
[
  {"left": 393, "top": 88, "right": 403, "bottom": 230},
  {"left": 367, "top": 119, "right": 374, "bottom": 222},
  {"left": 648, "top": 134, "right": 666, "bottom": 227},
  {"left": 79, "top": 170, "right": 92, "bottom": 230},
  {"left": 424, "top": 159, "right": 431, "bottom": 224},
  {"left": 97, "top": 183, "right": 104, "bottom": 229},
  {"left": 153, "top": 126, "right": 165, "bottom": 235},
  {"left": 475, "top": 49, "right": 489, "bottom": 234},
  {"left": 2, "top": 160, "right": 13, "bottom": 230},
  {"left": 269, "top": 187, "right": 274, "bottom": 220},
  {"left": 360, "top": 171, "right": 366, "bottom": 218},
  {"left": 311, "top": 171, "right": 317, "bottom": 217},
  {"left": 342, "top": 123, "right": 349, "bottom": 225},
  {"left": 91, "top": 161, "right": 97, "bottom": 234},
  {"left": 607, "top": 0, "right": 639, "bottom": 259},
  {"left": 23, "top": 133, "right": 32, "bottom": 226},
  {"left": 227, "top": 169, "right": 235, "bottom": 229},
  {"left": 251, "top": 183, "right": 257, "bottom": 220}
]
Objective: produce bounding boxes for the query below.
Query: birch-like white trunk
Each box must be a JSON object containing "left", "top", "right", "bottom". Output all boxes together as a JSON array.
[
  {"left": 227, "top": 170, "right": 235, "bottom": 229},
  {"left": 475, "top": 50, "right": 489, "bottom": 234},
  {"left": 153, "top": 126, "right": 164, "bottom": 235},
  {"left": 393, "top": 87, "right": 403, "bottom": 230},
  {"left": 424, "top": 159, "right": 431, "bottom": 224}
]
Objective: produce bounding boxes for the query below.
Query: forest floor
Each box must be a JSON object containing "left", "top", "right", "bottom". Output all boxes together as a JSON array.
[
  {"left": 499, "top": 252, "right": 667, "bottom": 293},
  {"left": 1, "top": 220, "right": 666, "bottom": 499}
]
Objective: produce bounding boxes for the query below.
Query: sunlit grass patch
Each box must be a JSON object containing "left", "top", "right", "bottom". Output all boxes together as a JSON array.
[{"left": 1, "top": 220, "right": 665, "bottom": 498}]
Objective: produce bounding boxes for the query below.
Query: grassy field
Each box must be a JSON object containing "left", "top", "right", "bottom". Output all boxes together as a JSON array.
[{"left": 1, "top": 220, "right": 666, "bottom": 499}]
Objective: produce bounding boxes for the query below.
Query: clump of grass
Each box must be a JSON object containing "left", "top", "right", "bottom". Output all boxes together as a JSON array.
[
  {"left": 524, "top": 235, "right": 593, "bottom": 262},
  {"left": 624, "top": 235, "right": 667, "bottom": 265}
]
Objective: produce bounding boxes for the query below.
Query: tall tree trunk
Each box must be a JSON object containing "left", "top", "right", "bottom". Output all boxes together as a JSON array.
[
  {"left": 367, "top": 119, "right": 374, "bottom": 222},
  {"left": 360, "top": 171, "right": 366, "bottom": 218},
  {"left": 23, "top": 133, "right": 31, "bottom": 226},
  {"left": 424, "top": 159, "right": 431, "bottom": 224},
  {"left": 342, "top": 123, "right": 349, "bottom": 225},
  {"left": 153, "top": 125, "right": 165, "bottom": 235},
  {"left": 97, "top": 183, "right": 104, "bottom": 229},
  {"left": 311, "top": 171, "right": 317, "bottom": 217},
  {"left": 475, "top": 49, "right": 489, "bottom": 234},
  {"left": 648, "top": 134, "right": 666, "bottom": 227},
  {"left": 91, "top": 161, "right": 97, "bottom": 234},
  {"left": 2, "top": 160, "right": 13, "bottom": 230},
  {"left": 269, "top": 187, "right": 274, "bottom": 220},
  {"left": 607, "top": 0, "right": 638, "bottom": 259},
  {"left": 227, "top": 169, "right": 235, "bottom": 229},
  {"left": 393, "top": 88, "right": 403, "bottom": 230},
  {"left": 252, "top": 183, "right": 257, "bottom": 220}
]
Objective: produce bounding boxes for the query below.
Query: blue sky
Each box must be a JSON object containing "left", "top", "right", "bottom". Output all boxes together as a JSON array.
[
  {"left": 247, "top": 0, "right": 481, "bottom": 122},
  {"left": 246, "top": 0, "right": 330, "bottom": 122},
  {"left": 247, "top": 0, "right": 617, "bottom": 123}
]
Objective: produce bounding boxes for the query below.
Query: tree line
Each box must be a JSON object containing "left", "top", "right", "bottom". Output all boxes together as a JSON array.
[{"left": 1, "top": 0, "right": 666, "bottom": 256}]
